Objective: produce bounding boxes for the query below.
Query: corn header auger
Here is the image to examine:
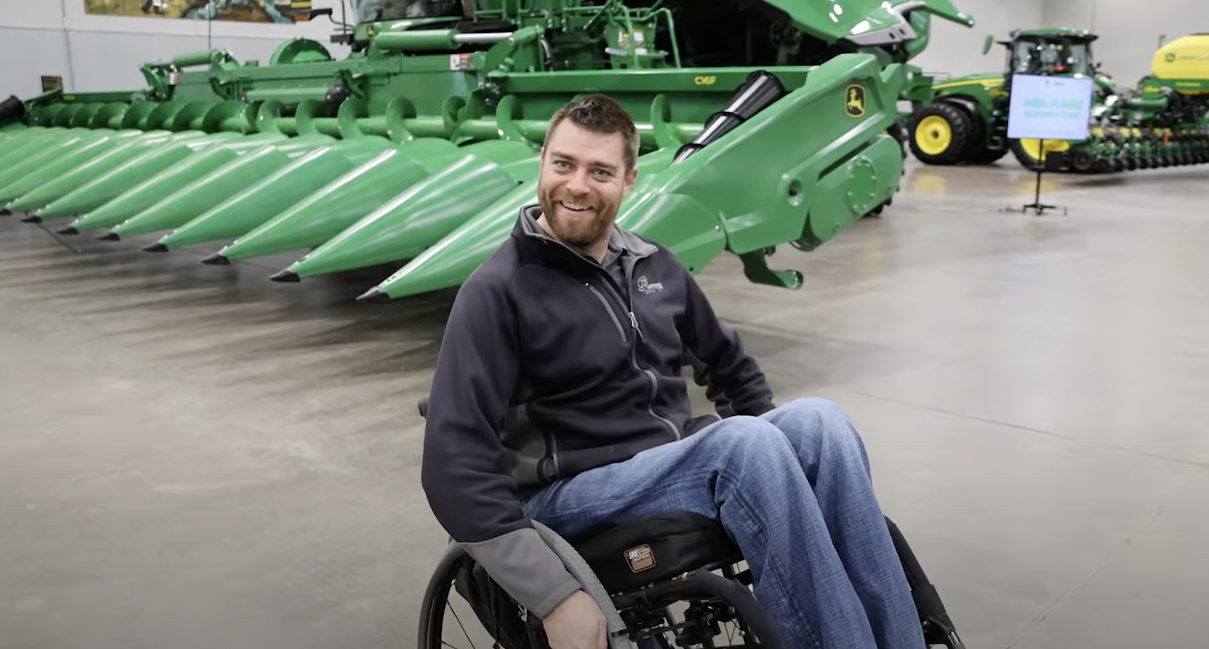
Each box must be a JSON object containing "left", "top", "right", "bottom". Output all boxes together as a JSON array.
[
  {"left": 0, "top": 0, "right": 974, "bottom": 302},
  {"left": 907, "top": 29, "right": 1209, "bottom": 173}
]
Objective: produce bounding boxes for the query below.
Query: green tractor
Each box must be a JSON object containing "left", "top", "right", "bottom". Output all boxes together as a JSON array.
[
  {"left": 0, "top": 0, "right": 976, "bottom": 301},
  {"left": 906, "top": 28, "right": 1209, "bottom": 172},
  {"left": 906, "top": 28, "right": 1113, "bottom": 168}
]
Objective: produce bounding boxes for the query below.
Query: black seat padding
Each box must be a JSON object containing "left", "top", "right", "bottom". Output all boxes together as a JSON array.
[
  {"left": 418, "top": 396, "right": 743, "bottom": 594},
  {"left": 566, "top": 512, "right": 743, "bottom": 595}
]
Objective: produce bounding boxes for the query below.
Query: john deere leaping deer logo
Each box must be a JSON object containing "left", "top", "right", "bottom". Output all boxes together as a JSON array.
[{"left": 845, "top": 84, "right": 867, "bottom": 118}]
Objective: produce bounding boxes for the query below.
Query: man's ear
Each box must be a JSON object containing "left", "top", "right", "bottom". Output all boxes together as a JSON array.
[{"left": 622, "top": 166, "right": 638, "bottom": 196}]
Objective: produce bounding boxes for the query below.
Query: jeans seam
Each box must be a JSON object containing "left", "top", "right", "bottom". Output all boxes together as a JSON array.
[{"left": 716, "top": 465, "right": 824, "bottom": 649}]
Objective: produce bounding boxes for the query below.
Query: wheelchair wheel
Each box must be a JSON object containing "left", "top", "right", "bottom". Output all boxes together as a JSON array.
[
  {"left": 533, "top": 520, "right": 641, "bottom": 649},
  {"left": 418, "top": 542, "right": 584, "bottom": 649},
  {"left": 417, "top": 521, "right": 784, "bottom": 649},
  {"left": 417, "top": 524, "right": 638, "bottom": 649}
]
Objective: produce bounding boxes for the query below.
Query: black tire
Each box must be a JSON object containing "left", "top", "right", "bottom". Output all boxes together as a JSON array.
[
  {"left": 965, "top": 145, "right": 1010, "bottom": 164},
  {"left": 960, "top": 109, "right": 1010, "bottom": 164},
  {"left": 908, "top": 102, "right": 974, "bottom": 165},
  {"left": 418, "top": 532, "right": 641, "bottom": 649},
  {"left": 1071, "top": 149, "right": 1096, "bottom": 173}
]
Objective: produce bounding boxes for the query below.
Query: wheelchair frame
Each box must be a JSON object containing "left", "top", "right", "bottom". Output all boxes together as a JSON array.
[
  {"left": 418, "top": 518, "right": 968, "bottom": 649},
  {"left": 416, "top": 396, "right": 775, "bottom": 647},
  {"left": 419, "top": 517, "right": 791, "bottom": 649},
  {"left": 414, "top": 396, "right": 968, "bottom": 649}
]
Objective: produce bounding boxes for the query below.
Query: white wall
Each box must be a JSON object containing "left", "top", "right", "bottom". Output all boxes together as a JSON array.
[
  {"left": 0, "top": 0, "right": 353, "bottom": 99},
  {"left": 1042, "top": 0, "right": 1209, "bottom": 88},
  {"left": 911, "top": 0, "right": 1046, "bottom": 80}
]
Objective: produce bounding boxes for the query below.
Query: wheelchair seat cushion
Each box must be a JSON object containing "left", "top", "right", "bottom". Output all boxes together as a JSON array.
[{"left": 566, "top": 512, "right": 743, "bottom": 595}]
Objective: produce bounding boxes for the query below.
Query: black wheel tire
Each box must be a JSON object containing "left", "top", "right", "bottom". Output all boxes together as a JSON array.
[
  {"left": 1071, "top": 149, "right": 1096, "bottom": 173},
  {"left": 960, "top": 110, "right": 1008, "bottom": 165},
  {"left": 965, "top": 143, "right": 1010, "bottom": 164},
  {"left": 908, "top": 102, "right": 974, "bottom": 165}
]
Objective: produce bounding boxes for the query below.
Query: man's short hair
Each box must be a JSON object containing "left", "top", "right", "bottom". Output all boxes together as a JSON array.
[{"left": 544, "top": 94, "right": 640, "bottom": 172}]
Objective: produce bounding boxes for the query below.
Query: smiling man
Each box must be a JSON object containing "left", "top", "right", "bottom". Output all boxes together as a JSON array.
[
  {"left": 421, "top": 95, "right": 925, "bottom": 649},
  {"left": 532, "top": 99, "right": 637, "bottom": 264}
]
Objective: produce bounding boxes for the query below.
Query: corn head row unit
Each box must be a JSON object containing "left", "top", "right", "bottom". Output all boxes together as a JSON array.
[{"left": 0, "top": 0, "right": 974, "bottom": 301}]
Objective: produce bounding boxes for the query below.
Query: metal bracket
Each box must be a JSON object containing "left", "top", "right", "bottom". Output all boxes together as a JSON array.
[{"left": 738, "top": 248, "right": 803, "bottom": 289}]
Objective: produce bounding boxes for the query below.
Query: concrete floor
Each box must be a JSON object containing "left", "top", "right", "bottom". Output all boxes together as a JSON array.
[{"left": 1, "top": 158, "right": 1207, "bottom": 649}]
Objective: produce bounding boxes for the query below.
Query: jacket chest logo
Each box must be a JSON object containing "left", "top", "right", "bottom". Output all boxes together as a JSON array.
[{"left": 636, "top": 276, "right": 663, "bottom": 294}]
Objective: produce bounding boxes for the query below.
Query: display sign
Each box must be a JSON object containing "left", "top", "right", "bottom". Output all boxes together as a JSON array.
[{"left": 1006, "top": 74, "right": 1095, "bottom": 141}]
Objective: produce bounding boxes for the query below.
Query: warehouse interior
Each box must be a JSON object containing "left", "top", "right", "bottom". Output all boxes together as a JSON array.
[{"left": 1, "top": 1, "right": 1208, "bottom": 648}]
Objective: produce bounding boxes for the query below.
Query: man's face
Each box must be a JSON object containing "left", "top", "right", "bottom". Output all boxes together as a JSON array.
[{"left": 537, "top": 120, "right": 637, "bottom": 253}]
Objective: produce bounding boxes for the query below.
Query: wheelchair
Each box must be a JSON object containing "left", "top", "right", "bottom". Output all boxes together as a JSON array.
[{"left": 415, "top": 397, "right": 966, "bottom": 649}]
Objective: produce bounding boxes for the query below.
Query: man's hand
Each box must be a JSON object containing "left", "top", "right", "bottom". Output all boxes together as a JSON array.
[{"left": 542, "top": 590, "right": 607, "bottom": 649}]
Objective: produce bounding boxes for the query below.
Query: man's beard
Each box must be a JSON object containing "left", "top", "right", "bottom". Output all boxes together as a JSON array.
[{"left": 539, "top": 194, "right": 615, "bottom": 249}]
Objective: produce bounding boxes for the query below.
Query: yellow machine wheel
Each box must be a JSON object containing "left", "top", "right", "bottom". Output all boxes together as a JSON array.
[
  {"left": 1010, "top": 138, "right": 1071, "bottom": 171},
  {"left": 915, "top": 115, "right": 953, "bottom": 155},
  {"left": 908, "top": 102, "right": 973, "bottom": 165}
]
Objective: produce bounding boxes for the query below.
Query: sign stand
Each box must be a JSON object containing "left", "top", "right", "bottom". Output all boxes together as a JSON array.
[
  {"left": 999, "top": 74, "right": 1094, "bottom": 216},
  {"left": 1017, "top": 138, "right": 1065, "bottom": 216}
]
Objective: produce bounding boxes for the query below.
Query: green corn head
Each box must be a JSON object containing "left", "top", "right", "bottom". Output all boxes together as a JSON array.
[{"left": 0, "top": 0, "right": 975, "bottom": 300}]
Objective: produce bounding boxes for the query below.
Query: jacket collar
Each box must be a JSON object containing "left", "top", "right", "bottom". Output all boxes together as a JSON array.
[{"left": 512, "top": 203, "right": 657, "bottom": 267}]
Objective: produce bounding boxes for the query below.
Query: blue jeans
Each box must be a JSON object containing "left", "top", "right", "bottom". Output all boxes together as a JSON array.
[{"left": 522, "top": 398, "right": 924, "bottom": 649}]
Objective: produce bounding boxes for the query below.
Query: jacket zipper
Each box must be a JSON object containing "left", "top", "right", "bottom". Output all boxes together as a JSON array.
[
  {"left": 585, "top": 283, "right": 627, "bottom": 342},
  {"left": 548, "top": 428, "right": 560, "bottom": 482},
  {"left": 534, "top": 223, "right": 680, "bottom": 441},
  {"left": 625, "top": 287, "right": 679, "bottom": 441},
  {"left": 627, "top": 311, "right": 647, "bottom": 344},
  {"left": 595, "top": 272, "right": 682, "bottom": 441}
]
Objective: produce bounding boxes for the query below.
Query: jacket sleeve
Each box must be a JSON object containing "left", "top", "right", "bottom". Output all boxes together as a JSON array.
[
  {"left": 676, "top": 267, "right": 775, "bottom": 416},
  {"left": 420, "top": 272, "right": 582, "bottom": 619}
]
